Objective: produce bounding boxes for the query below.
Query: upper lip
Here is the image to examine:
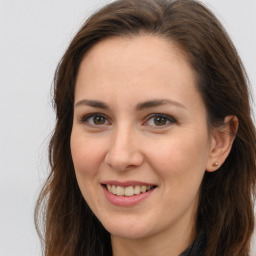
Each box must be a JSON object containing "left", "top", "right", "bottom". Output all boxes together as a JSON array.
[{"left": 101, "top": 180, "right": 157, "bottom": 187}]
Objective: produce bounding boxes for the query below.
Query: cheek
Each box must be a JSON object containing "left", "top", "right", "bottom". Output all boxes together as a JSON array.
[
  {"left": 70, "top": 131, "right": 106, "bottom": 209},
  {"left": 70, "top": 131, "right": 105, "bottom": 178},
  {"left": 145, "top": 130, "right": 210, "bottom": 183}
]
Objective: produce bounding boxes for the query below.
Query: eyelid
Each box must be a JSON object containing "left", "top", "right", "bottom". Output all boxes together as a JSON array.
[
  {"left": 143, "top": 113, "right": 176, "bottom": 127},
  {"left": 78, "top": 112, "right": 176, "bottom": 128},
  {"left": 79, "top": 112, "right": 111, "bottom": 126}
]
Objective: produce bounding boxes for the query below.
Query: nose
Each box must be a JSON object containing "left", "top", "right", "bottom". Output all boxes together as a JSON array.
[{"left": 104, "top": 126, "right": 144, "bottom": 171}]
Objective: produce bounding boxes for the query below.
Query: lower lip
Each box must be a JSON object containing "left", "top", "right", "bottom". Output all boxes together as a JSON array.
[{"left": 102, "top": 186, "right": 156, "bottom": 207}]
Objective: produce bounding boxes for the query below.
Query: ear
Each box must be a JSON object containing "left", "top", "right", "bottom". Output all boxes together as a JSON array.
[{"left": 206, "top": 115, "right": 239, "bottom": 172}]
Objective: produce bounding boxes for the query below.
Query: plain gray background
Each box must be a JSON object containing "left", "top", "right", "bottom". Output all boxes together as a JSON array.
[{"left": 0, "top": 0, "right": 255, "bottom": 255}]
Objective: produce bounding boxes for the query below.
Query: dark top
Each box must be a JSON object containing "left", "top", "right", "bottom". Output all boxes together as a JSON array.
[{"left": 179, "top": 231, "right": 207, "bottom": 256}]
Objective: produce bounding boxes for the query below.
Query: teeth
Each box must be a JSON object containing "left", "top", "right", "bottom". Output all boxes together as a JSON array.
[
  {"left": 124, "top": 186, "right": 134, "bottom": 196},
  {"left": 141, "top": 185, "right": 146, "bottom": 193},
  {"left": 107, "top": 184, "right": 111, "bottom": 192},
  {"left": 111, "top": 185, "right": 117, "bottom": 195},
  {"left": 116, "top": 186, "right": 125, "bottom": 196},
  {"left": 106, "top": 184, "right": 154, "bottom": 196},
  {"left": 134, "top": 185, "right": 140, "bottom": 194}
]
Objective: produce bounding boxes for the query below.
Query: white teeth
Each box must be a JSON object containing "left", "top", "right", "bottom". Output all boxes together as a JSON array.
[
  {"left": 116, "top": 186, "right": 125, "bottom": 196},
  {"left": 112, "top": 185, "right": 117, "bottom": 195},
  {"left": 134, "top": 185, "right": 140, "bottom": 194},
  {"left": 106, "top": 184, "right": 154, "bottom": 196},
  {"left": 124, "top": 186, "right": 134, "bottom": 196},
  {"left": 141, "top": 185, "right": 146, "bottom": 193},
  {"left": 107, "top": 184, "right": 112, "bottom": 192}
]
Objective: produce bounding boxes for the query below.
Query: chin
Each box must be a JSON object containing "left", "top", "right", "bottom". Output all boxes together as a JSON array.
[
  {"left": 108, "top": 227, "right": 151, "bottom": 240},
  {"left": 99, "top": 215, "right": 157, "bottom": 240}
]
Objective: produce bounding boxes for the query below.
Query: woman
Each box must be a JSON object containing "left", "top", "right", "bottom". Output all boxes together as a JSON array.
[{"left": 35, "top": 0, "right": 256, "bottom": 255}]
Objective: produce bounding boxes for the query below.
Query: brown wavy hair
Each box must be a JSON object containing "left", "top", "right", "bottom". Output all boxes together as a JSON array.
[{"left": 35, "top": 0, "right": 256, "bottom": 255}]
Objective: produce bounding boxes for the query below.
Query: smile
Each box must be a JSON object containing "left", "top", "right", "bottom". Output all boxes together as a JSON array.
[
  {"left": 102, "top": 182, "right": 157, "bottom": 207},
  {"left": 105, "top": 184, "right": 155, "bottom": 196}
]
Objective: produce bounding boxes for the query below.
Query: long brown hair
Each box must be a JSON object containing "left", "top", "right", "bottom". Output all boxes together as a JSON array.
[{"left": 35, "top": 0, "right": 256, "bottom": 255}]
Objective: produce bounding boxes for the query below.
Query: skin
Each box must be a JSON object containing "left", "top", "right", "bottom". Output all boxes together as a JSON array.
[{"left": 70, "top": 35, "right": 236, "bottom": 256}]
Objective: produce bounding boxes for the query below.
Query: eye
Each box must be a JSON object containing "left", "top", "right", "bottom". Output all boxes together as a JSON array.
[
  {"left": 144, "top": 113, "right": 176, "bottom": 127},
  {"left": 80, "top": 113, "right": 110, "bottom": 126}
]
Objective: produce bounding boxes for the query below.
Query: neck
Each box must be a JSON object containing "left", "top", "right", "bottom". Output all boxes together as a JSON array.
[{"left": 111, "top": 218, "right": 196, "bottom": 256}]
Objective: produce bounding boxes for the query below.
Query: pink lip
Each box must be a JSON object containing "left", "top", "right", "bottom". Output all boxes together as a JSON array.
[{"left": 102, "top": 184, "right": 156, "bottom": 207}]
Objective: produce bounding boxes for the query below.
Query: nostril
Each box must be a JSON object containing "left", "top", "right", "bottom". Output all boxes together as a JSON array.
[{"left": 104, "top": 150, "right": 144, "bottom": 171}]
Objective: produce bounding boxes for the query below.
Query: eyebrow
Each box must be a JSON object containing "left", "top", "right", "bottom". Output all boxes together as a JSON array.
[
  {"left": 75, "top": 99, "right": 109, "bottom": 109},
  {"left": 136, "top": 99, "right": 186, "bottom": 111},
  {"left": 74, "top": 99, "right": 185, "bottom": 110}
]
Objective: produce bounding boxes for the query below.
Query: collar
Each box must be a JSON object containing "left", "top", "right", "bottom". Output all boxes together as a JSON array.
[{"left": 179, "top": 231, "right": 207, "bottom": 256}]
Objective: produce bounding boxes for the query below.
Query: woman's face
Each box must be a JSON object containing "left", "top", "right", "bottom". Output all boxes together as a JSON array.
[{"left": 71, "top": 35, "right": 215, "bottom": 241}]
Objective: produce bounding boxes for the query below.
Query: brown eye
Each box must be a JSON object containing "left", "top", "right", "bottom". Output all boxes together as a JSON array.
[
  {"left": 81, "top": 113, "right": 110, "bottom": 126},
  {"left": 93, "top": 116, "right": 106, "bottom": 125},
  {"left": 144, "top": 113, "right": 176, "bottom": 128},
  {"left": 154, "top": 116, "right": 167, "bottom": 126}
]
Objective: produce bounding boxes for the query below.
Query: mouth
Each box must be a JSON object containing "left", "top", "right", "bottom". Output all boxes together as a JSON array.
[{"left": 102, "top": 184, "right": 157, "bottom": 197}]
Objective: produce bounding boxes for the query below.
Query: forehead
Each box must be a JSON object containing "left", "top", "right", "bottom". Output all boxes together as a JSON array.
[
  {"left": 75, "top": 35, "right": 203, "bottom": 111},
  {"left": 79, "top": 35, "right": 191, "bottom": 76}
]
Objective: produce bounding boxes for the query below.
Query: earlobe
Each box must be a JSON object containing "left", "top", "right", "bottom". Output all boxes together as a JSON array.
[{"left": 206, "top": 115, "right": 239, "bottom": 172}]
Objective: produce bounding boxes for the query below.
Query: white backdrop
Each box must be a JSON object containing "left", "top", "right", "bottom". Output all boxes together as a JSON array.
[{"left": 0, "top": 0, "right": 255, "bottom": 255}]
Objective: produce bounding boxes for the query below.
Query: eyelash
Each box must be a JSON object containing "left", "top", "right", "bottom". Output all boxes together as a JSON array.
[
  {"left": 79, "top": 113, "right": 110, "bottom": 127},
  {"left": 79, "top": 113, "right": 176, "bottom": 128},
  {"left": 144, "top": 113, "right": 176, "bottom": 128}
]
